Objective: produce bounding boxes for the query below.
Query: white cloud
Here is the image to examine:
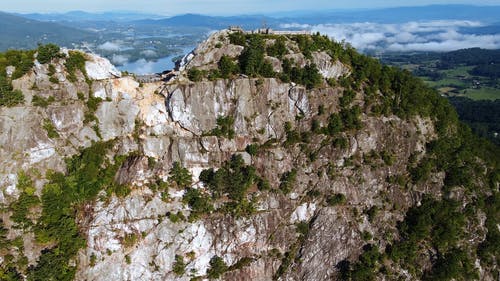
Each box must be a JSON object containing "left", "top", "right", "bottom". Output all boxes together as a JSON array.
[
  {"left": 281, "top": 20, "right": 500, "bottom": 52},
  {"left": 140, "top": 50, "right": 157, "bottom": 58},
  {"left": 111, "top": 54, "right": 129, "bottom": 65},
  {"left": 130, "top": 59, "right": 155, "bottom": 74},
  {"left": 97, "top": 41, "right": 122, "bottom": 51}
]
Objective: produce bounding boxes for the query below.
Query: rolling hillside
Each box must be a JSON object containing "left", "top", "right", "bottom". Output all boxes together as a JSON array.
[{"left": 0, "top": 12, "right": 95, "bottom": 50}]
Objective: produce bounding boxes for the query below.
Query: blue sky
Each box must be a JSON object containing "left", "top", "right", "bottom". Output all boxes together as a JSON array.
[{"left": 3, "top": 0, "right": 500, "bottom": 15}]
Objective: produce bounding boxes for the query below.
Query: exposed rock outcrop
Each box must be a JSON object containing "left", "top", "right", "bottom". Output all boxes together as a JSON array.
[{"left": 0, "top": 30, "right": 497, "bottom": 281}]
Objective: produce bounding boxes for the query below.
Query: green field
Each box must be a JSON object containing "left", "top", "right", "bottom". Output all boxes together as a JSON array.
[
  {"left": 381, "top": 50, "right": 500, "bottom": 101},
  {"left": 462, "top": 87, "right": 500, "bottom": 100},
  {"left": 420, "top": 64, "right": 500, "bottom": 100},
  {"left": 424, "top": 78, "right": 467, "bottom": 88},
  {"left": 414, "top": 66, "right": 497, "bottom": 100}
]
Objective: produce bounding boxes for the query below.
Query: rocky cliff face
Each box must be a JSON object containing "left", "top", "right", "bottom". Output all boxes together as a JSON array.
[{"left": 0, "top": 31, "right": 498, "bottom": 281}]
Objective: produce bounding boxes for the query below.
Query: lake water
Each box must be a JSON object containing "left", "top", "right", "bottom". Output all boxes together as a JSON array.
[{"left": 118, "top": 47, "right": 194, "bottom": 75}]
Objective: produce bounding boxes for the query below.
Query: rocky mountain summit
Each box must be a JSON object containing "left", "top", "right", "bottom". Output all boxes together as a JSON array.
[{"left": 0, "top": 30, "right": 498, "bottom": 280}]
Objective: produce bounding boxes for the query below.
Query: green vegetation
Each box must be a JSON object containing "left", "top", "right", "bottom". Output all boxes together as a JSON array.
[
  {"left": 0, "top": 49, "right": 35, "bottom": 80},
  {"left": 32, "top": 95, "right": 54, "bottom": 107},
  {"left": 207, "top": 256, "right": 228, "bottom": 279},
  {"left": 176, "top": 160, "right": 213, "bottom": 219},
  {"left": 122, "top": 233, "right": 138, "bottom": 248},
  {"left": 84, "top": 96, "right": 102, "bottom": 124},
  {"left": 279, "top": 59, "right": 322, "bottom": 89},
  {"left": 463, "top": 87, "right": 500, "bottom": 101},
  {"left": 385, "top": 196, "right": 479, "bottom": 279},
  {"left": 169, "top": 162, "right": 192, "bottom": 189},
  {"left": 168, "top": 211, "right": 186, "bottom": 223},
  {"left": 238, "top": 36, "right": 275, "bottom": 78},
  {"left": 266, "top": 37, "right": 288, "bottom": 59},
  {"left": 218, "top": 55, "right": 239, "bottom": 78},
  {"left": 279, "top": 169, "right": 297, "bottom": 194},
  {"left": 65, "top": 50, "right": 87, "bottom": 83},
  {"left": 172, "top": 254, "right": 186, "bottom": 276},
  {"left": 228, "top": 32, "right": 246, "bottom": 46},
  {"left": 200, "top": 154, "right": 257, "bottom": 201},
  {"left": 340, "top": 106, "right": 362, "bottom": 131},
  {"left": 295, "top": 221, "right": 310, "bottom": 237},
  {"left": 325, "top": 113, "right": 343, "bottom": 135},
  {"left": 47, "top": 64, "right": 56, "bottom": 76},
  {"left": 49, "top": 76, "right": 59, "bottom": 84},
  {"left": 36, "top": 44, "right": 61, "bottom": 64},
  {"left": 42, "top": 119, "right": 59, "bottom": 138},
  {"left": 477, "top": 193, "right": 500, "bottom": 267},
  {"left": 27, "top": 141, "right": 127, "bottom": 280},
  {"left": 226, "top": 32, "right": 324, "bottom": 88},
  {"left": 207, "top": 115, "right": 235, "bottom": 139},
  {"left": 283, "top": 121, "right": 302, "bottom": 146},
  {"left": 0, "top": 88, "right": 23, "bottom": 107},
  {"left": 187, "top": 67, "right": 203, "bottom": 82},
  {"left": 0, "top": 65, "right": 25, "bottom": 106},
  {"left": 245, "top": 143, "right": 259, "bottom": 156},
  {"left": 326, "top": 193, "right": 346, "bottom": 206},
  {"left": 9, "top": 171, "right": 39, "bottom": 229},
  {"left": 182, "top": 187, "right": 213, "bottom": 220},
  {"left": 341, "top": 244, "right": 381, "bottom": 281},
  {"left": 380, "top": 150, "right": 395, "bottom": 166},
  {"left": 381, "top": 48, "right": 500, "bottom": 101},
  {"left": 187, "top": 154, "right": 267, "bottom": 218}
]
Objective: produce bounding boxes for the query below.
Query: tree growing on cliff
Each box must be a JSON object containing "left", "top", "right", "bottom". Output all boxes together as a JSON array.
[
  {"left": 169, "top": 162, "right": 192, "bottom": 189},
  {"left": 218, "top": 55, "right": 238, "bottom": 78},
  {"left": 37, "top": 44, "right": 61, "bottom": 64}
]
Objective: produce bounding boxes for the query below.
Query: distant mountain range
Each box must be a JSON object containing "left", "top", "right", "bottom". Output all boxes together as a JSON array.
[
  {"left": 17, "top": 11, "right": 164, "bottom": 22},
  {"left": 133, "top": 13, "right": 282, "bottom": 30},
  {"left": 0, "top": 12, "right": 95, "bottom": 50},
  {"left": 1, "top": 5, "right": 499, "bottom": 53},
  {"left": 129, "top": 5, "right": 500, "bottom": 31},
  {"left": 291, "top": 5, "right": 500, "bottom": 24},
  {"left": 17, "top": 5, "right": 500, "bottom": 27}
]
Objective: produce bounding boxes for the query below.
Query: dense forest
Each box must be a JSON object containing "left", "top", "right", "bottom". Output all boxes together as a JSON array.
[
  {"left": 449, "top": 97, "right": 500, "bottom": 145},
  {"left": 381, "top": 48, "right": 500, "bottom": 70},
  {"left": 381, "top": 48, "right": 500, "bottom": 145}
]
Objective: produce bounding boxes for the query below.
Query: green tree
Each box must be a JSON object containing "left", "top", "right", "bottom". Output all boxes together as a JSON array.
[
  {"left": 37, "top": 44, "right": 61, "bottom": 64},
  {"left": 238, "top": 36, "right": 266, "bottom": 76},
  {"left": 182, "top": 188, "right": 213, "bottom": 219},
  {"left": 209, "top": 116, "right": 235, "bottom": 139},
  {"left": 200, "top": 154, "right": 257, "bottom": 201},
  {"left": 169, "top": 162, "right": 192, "bottom": 189},
  {"left": 188, "top": 67, "right": 203, "bottom": 82},
  {"left": 207, "top": 255, "right": 228, "bottom": 279},
  {"left": 172, "top": 255, "right": 186, "bottom": 276},
  {"left": 0, "top": 89, "right": 24, "bottom": 107},
  {"left": 266, "top": 37, "right": 288, "bottom": 59},
  {"left": 65, "top": 51, "right": 87, "bottom": 82},
  {"left": 279, "top": 169, "right": 297, "bottom": 194},
  {"left": 325, "top": 113, "right": 343, "bottom": 135},
  {"left": 218, "top": 55, "right": 238, "bottom": 78}
]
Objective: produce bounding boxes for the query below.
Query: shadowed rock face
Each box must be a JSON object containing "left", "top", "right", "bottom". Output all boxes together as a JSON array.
[{"left": 0, "top": 31, "right": 495, "bottom": 281}]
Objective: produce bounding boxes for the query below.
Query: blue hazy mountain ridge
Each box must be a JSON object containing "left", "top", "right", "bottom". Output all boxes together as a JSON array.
[
  {"left": 132, "top": 13, "right": 282, "bottom": 30},
  {"left": 289, "top": 5, "right": 500, "bottom": 24},
  {"left": 1, "top": 4, "right": 500, "bottom": 71},
  {"left": 0, "top": 11, "right": 95, "bottom": 50},
  {"left": 17, "top": 5, "right": 500, "bottom": 27},
  {"left": 18, "top": 10, "right": 164, "bottom": 22}
]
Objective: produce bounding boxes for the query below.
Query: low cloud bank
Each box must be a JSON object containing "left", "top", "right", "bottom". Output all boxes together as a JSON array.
[
  {"left": 130, "top": 59, "right": 155, "bottom": 74},
  {"left": 111, "top": 54, "right": 129, "bottom": 65},
  {"left": 281, "top": 20, "right": 500, "bottom": 52},
  {"left": 97, "top": 41, "right": 123, "bottom": 51}
]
